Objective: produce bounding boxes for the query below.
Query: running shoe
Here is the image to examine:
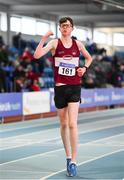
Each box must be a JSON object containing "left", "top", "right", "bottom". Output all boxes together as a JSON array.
[
  {"left": 66, "top": 158, "right": 71, "bottom": 176},
  {"left": 67, "top": 162, "right": 77, "bottom": 177}
]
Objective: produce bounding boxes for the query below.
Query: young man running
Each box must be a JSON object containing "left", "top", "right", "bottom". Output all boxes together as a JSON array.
[{"left": 34, "top": 17, "right": 92, "bottom": 177}]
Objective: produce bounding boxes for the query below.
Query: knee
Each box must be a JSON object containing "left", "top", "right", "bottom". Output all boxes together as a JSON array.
[
  {"left": 60, "top": 120, "right": 68, "bottom": 129},
  {"left": 69, "top": 122, "right": 77, "bottom": 129}
]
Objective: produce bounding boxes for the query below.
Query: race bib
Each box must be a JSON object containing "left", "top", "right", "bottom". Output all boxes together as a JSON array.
[{"left": 58, "top": 62, "right": 76, "bottom": 76}]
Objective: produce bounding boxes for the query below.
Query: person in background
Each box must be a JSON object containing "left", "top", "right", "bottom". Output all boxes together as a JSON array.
[
  {"left": 30, "top": 79, "right": 41, "bottom": 91},
  {"left": 34, "top": 17, "right": 92, "bottom": 177},
  {"left": 12, "top": 32, "right": 22, "bottom": 49},
  {"left": 0, "top": 35, "right": 4, "bottom": 46}
]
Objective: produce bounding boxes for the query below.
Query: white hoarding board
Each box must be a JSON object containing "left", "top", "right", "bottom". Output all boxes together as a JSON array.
[{"left": 23, "top": 91, "right": 50, "bottom": 115}]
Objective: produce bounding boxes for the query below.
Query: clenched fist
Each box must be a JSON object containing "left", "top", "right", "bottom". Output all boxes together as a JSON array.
[
  {"left": 44, "top": 31, "right": 54, "bottom": 38},
  {"left": 77, "top": 67, "right": 86, "bottom": 77}
]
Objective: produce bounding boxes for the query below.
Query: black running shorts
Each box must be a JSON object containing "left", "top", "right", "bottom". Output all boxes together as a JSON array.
[{"left": 54, "top": 84, "right": 81, "bottom": 109}]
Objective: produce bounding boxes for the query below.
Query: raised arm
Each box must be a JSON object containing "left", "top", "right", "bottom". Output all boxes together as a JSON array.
[
  {"left": 76, "top": 40, "right": 93, "bottom": 77},
  {"left": 34, "top": 31, "right": 54, "bottom": 59}
]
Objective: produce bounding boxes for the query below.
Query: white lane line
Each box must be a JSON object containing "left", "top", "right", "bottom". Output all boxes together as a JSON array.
[
  {"left": 0, "top": 133, "right": 124, "bottom": 166},
  {"left": 0, "top": 121, "right": 58, "bottom": 134},
  {"left": 84, "top": 143, "right": 124, "bottom": 147},
  {"left": 0, "top": 170, "right": 53, "bottom": 174},
  {"left": 1, "top": 114, "right": 124, "bottom": 141},
  {"left": 1, "top": 108, "right": 123, "bottom": 133},
  {"left": 0, "top": 117, "right": 124, "bottom": 150},
  {"left": 0, "top": 127, "right": 59, "bottom": 141},
  {"left": 40, "top": 148, "right": 124, "bottom": 180},
  {"left": 0, "top": 129, "right": 60, "bottom": 150},
  {"left": 0, "top": 120, "right": 58, "bottom": 133},
  {"left": 0, "top": 136, "right": 60, "bottom": 151},
  {"left": 0, "top": 114, "right": 124, "bottom": 141},
  {"left": 0, "top": 148, "right": 62, "bottom": 166}
]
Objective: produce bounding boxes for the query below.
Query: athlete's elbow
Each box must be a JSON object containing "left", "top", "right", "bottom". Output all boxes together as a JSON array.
[
  {"left": 88, "top": 55, "right": 92, "bottom": 63},
  {"left": 85, "top": 53, "right": 92, "bottom": 62},
  {"left": 33, "top": 53, "right": 41, "bottom": 59}
]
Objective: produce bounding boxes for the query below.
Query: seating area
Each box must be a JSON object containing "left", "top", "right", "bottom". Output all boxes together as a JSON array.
[{"left": 0, "top": 34, "right": 124, "bottom": 93}]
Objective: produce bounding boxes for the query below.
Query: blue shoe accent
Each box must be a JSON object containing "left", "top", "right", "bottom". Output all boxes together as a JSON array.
[
  {"left": 67, "top": 163, "right": 77, "bottom": 177},
  {"left": 66, "top": 158, "right": 71, "bottom": 176}
]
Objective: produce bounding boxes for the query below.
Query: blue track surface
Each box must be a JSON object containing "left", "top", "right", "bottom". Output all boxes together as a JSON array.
[{"left": 0, "top": 108, "right": 124, "bottom": 179}]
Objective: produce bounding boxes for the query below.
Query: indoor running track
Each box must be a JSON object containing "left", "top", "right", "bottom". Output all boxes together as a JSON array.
[{"left": 0, "top": 108, "right": 124, "bottom": 180}]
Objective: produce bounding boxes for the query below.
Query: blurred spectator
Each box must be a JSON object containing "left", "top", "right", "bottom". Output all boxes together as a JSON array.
[
  {"left": 14, "top": 76, "right": 25, "bottom": 92},
  {"left": 85, "top": 37, "right": 98, "bottom": 55},
  {"left": 12, "top": 32, "right": 26, "bottom": 52},
  {"left": 84, "top": 76, "right": 96, "bottom": 89},
  {"left": 13, "top": 65, "right": 25, "bottom": 79},
  {"left": 0, "top": 35, "right": 123, "bottom": 92},
  {"left": 30, "top": 79, "right": 41, "bottom": 91},
  {"left": 108, "top": 63, "right": 124, "bottom": 87},
  {"left": 100, "top": 48, "right": 112, "bottom": 62},
  {"left": 26, "top": 64, "right": 40, "bottom": 81},
  {"left": 0, "top": 45, "right": 9, "bottom": 66},
  {"left": 117, "top": 64, "right": 124, "bottom": 87},
  {"left": 12, "top": 32, "right": 22, "bottom": 49},
  {"left": 0, "top": 35, "right": 4, "bottom": 46},
  {"left": 112, "top": 54, "right": 119, "bottom": 67},
  {"left": 94, "top": 66, "right": 107, "bottom": 88},
  {"left": 2, "top": 61, "right": 15, "bottom": 92},
  {"left": 85, "top": 37, "right": 93, "bottom": 46},
  {"left": 22, "top": 47, "right": 34, "bottom": 61},
  {"left": 32, "top": 62, "right": 41, "bottom": 75},
  {"left": 0, "top": 68, "right": 6, "bottom": 92}
]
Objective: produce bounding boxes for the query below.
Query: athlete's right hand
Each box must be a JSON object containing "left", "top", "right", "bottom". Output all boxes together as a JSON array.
[{"left": 44, "top": 31, "right": 54, "bottom": 38}]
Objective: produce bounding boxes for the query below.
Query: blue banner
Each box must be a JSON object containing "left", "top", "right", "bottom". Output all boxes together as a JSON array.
[
  {"left": 0, "top": 88, "right": 124, "bottom": 116},
  {"left": 0, "top": 93, "right": 22, "bottom": 117},
  {"left": 80, "top": 88, "right": 124, "bottom": 107},
  {"left": 94, "top": 88, "right": 111, "bottom": 106},
  {"left": 80, "top": 89, "right": 95, "bottom": 107},
  {"left": 50, "top": 88, "right": 124, "bottom": 111},
  {"left": 110, "top": 88, "right": 124, "bottom": 105},
  {"left": 50, "top": 88, "right": 56, "bottom": 112}
]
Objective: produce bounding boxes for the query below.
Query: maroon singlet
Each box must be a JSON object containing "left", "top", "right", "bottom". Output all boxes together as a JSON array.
[{"left": 53, "top": 39, "right": 81, "bottom": 85}]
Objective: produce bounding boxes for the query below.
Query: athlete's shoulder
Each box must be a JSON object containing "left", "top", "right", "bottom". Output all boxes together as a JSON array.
[
  {"left": 50, "top": 38, "right": 59, "bottom": 49},
  {"left": 75, "top": 40, "right": 85, "bottom": 50},
  {"left": 49, "top": 39, "right": 59, "bottom": 55},
  {"left": 46, "top": 38, "right": 57, "bottom": 49},
  {"left": 49, "top": 38, "right": 58, "bottom": 45},
  {"left": 75, "top": 39, "right": 83, "bottom": 45}
]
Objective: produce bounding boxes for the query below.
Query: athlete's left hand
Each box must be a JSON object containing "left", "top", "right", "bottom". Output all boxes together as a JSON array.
[{"left": 77, "top": 67, "right": 86, "bottom": 77}]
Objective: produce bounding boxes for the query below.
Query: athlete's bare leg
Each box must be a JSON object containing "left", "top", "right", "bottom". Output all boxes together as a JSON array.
[
  {"left": 58, "top": 107, "right": 71, "bottom": 158},
  {"left": 68, "top": 102, "right": 79, "bottom": 163},
  {"left": 58, "top": 102, "right": 79, "bottom": 162}
]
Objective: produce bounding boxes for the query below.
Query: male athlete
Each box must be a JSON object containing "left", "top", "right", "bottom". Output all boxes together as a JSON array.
[{"left": 34, "top": 17, "right": 92, "bottom": 177}]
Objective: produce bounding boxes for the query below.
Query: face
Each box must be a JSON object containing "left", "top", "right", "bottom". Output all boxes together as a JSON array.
[{"left": 59, "top": 20, "right": 73, "bottom": 36}]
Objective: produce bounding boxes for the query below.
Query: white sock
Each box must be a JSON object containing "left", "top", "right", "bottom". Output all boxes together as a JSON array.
[
  {"left": 71, "top": 161, "right": 76, "bottom": 165},
  {"left": 66, "top": 156, "right": 71, "bottom": 159}
]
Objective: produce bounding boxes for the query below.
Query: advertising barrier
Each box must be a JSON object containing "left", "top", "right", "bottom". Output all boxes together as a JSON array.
[
  {"left": 110, "top": 88, "right": 124, "bottom": 105},
  {"left": 80, "top": 88, "right": 111, "bottom": 108},
  {"left": 0, "top": 88, "right": 124, "bottom": 118},
  {"left": 23, "top": 91, "right": 50, "bottom": 115},
  {"left": 50, "top": 88, "right": 124, "bottom": 111},
  {"left": 0, "top": 93, "right": 22, "bottom": 117}
]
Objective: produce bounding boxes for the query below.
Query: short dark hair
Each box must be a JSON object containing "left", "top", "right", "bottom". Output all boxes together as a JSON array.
[{"left": 59, "top": 17, "right": 74, "bottom": 27}]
